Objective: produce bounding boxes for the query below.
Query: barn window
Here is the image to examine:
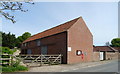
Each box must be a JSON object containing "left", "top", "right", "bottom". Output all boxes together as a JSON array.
[
  {"left": 36, "top": 40, "right": 41, "bottom": 46},
  {"left": 24, "top": 43, "right": 27, "bottom": 46},
  {"left": 27, "top": 49, "right": 32, "bottom": 54}
]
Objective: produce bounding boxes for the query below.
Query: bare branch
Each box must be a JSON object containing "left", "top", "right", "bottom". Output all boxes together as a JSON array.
[{"left": 0, "top": 2, "right": 34, "bottom": 23}]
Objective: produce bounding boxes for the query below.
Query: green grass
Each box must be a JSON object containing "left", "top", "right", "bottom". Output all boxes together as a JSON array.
[{"left": 2, "top": 65, "right": 28, "bottom": 72}]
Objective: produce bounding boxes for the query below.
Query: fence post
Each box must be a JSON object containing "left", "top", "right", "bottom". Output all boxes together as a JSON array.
[
  {"left": 60, "top": 54, "right": 62, "bottom": 64},
  {"left": 40, "top": 55, "right": 42, "bottom": 66}
]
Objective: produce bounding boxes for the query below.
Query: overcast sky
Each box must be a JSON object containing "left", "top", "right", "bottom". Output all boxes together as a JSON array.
[{"left": 2, "top": 2, "right": 118, "bottom": 46}]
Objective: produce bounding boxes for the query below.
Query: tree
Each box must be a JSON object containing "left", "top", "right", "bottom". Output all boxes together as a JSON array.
[
  {"left": 0, "top": 2, "right": 34, "bottom": 23},
  {"left": 2, "top": 32, "right": 17, "bottom": 48},
  {"left": 22, "top": 32, "right": 31, "bottom": 40},
  {"left": 16, "top": 32, "right": 31, "bottom": 48},
  {"left": 0, "top": 31, "right": 2, "bottom": 46},
  {"left": 1, "top": 31, "right": 31, "bottom": 48},
  {"left": 111, "top": 38, "right": 120, "bottom": 47}
]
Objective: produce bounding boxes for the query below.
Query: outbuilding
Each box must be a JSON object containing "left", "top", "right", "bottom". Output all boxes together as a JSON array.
[
  {"left": 93, "top": 46, "right": 119, "bottom": 61},
  {"left": 21, "top": 17, "right": 93, "bottom": 64}
]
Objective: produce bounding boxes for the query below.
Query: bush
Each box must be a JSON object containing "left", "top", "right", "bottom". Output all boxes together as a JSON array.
[
  {"left": 2, "top": 65, "right": 28, "bottom": 72},
  {"left": 16, "top": 65, "right": 28, "bottom": 71},
  {"left": 12, "top": 60, "right": 20, "bottom": 67},
  {"left": 0, "top": 47, "right": 13, "bottom": 54}
]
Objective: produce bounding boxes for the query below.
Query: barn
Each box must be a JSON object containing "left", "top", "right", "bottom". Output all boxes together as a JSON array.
[{"left": 21, "top": 17, "right": 93, "bottom": 64}]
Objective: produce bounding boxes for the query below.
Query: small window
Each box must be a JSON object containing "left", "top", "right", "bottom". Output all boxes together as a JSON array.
[
  {"left": 27, "top": 49, "right": 32, "bottom": 54},
  {"left": 36, "top": 40, "right": 41, "bottom": 46},
  {"left": 24, "top": 43, "right": 27, "bottom": 46}
]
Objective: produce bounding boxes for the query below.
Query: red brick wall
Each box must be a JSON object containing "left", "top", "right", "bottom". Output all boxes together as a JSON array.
[
  {"left": 67, "top": 18, "right": 93, "bottom": 64},
  {"left": 21, "top": 32, "right": 67, "bottom": 64},
  {"left": 106, "top": 52, "right": 119, "bottom": 60},
  {"left": 93, "top": 52, "right": 100, "bottom": 62}
]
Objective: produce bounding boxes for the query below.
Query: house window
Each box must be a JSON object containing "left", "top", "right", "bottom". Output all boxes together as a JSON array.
[{"left": 36, "top": 40, "right": 41, "bottom": 46}]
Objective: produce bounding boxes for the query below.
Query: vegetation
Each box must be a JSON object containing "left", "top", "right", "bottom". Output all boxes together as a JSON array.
[
  {"left": 2, "top": 65, "right": 28, "bottom": 72},
  {"left": 0, "top": 47, "right": 14, "bottom": 54},
  {"left": 1, "top": 31, "right": 31, "bottom": 48},
  {"left": 111, "top": 38, "right": 120, "bottom": 47},
  {"left": 1, "top": 46, "right": 28, "bottom": 72},
  {"left": 16, "top": 32, "right": 31, "bottom": 48},
  {"left": 2, "top": 32, "right": 17, "bottom": 49},
  {"left": 0, "top": 2, "right": 34, "bottom": 23}
]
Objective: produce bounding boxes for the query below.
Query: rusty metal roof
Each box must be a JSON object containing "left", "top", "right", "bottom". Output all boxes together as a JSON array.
[{"left": 23, "top": 17, "right": 81, "bottom": 43}]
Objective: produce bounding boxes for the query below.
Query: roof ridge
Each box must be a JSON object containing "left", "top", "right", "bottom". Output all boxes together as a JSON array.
[
  {"left": 23, "top": 17, "right": 81, "bottom": 43},
  {"left": 33, "top": 17, "right": 80, "bottom": 36}
]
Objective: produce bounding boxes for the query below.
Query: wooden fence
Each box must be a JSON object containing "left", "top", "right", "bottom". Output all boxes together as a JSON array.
[
  {"left": 20, "top": 54, "right": 62, "bottom": 67},
  {"left": 0, "top": 54, "right": 12, "bottom": 66}
]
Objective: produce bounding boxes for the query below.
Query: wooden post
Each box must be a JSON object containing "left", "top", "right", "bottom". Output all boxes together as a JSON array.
[
  {"left": 9, "top": 55, "right": 12, "bottom": 66},
  {"left": 40, "top": 55, "right": 42, "bottom": 66}
]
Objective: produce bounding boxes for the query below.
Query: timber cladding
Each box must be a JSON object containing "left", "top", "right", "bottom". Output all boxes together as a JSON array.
[{"left": 21, "top": 17, "right": 93, "bottom": 64}]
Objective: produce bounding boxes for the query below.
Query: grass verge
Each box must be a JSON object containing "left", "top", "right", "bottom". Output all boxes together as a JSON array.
[{"left": 2, "top": 65, "right": 28, "bottom": 72}]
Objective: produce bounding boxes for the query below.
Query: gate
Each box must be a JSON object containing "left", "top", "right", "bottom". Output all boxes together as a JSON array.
[{"left": 20, "top": 54, "right": 62, "bottom": 67}]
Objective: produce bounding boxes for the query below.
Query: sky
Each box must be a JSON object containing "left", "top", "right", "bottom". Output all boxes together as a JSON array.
[{"left": 2, "top": 2, "right": 118, "bottom": 46}]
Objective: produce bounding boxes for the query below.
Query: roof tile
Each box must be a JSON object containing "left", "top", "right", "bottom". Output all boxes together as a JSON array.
[{"left": 23, "top": 17, "right": 81, "bottom": 43}]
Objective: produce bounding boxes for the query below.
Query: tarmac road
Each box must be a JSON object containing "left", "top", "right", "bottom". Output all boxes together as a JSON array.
[
  {"left": 2, "top": 60, "right": 120, "bottom": 74},
  {"left": 68, "top": 60, "right": 119, "bottom": 72}
]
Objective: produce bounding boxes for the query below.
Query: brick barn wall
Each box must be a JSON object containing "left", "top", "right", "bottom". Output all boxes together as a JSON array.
[
  {"left": 93, "top": 52, "right": 100, "bottom": 62},
  {"left": 67, "top": 18, "right": 93, "bottom": 64},
  {"left": 40, "top": 32, "right": 68, "bottom": 64},
  {"left": 21, "top": 32, "right": 67, "bottom": 64}
]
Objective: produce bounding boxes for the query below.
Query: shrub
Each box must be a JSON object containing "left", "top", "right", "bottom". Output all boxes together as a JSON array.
[
  {"left": 12, "top": 60, "right": 20, "bottom": 67},
  {"left": 16, "top": 65, "right": 28, "bottom": 71},
  {"left": 2, "top": 65, "right": 28, "bottom": 72},
  {"left": 0, "top": 47, "right": 13, "bottom": 54},
  {"left": 2, "top": 67, "right": 12, "bottom": 72}
]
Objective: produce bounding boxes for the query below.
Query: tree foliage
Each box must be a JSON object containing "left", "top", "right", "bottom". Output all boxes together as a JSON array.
[
  {"left": 2, "top": 32, "right": 17, "bottom": 48},
  {"left": 0, "top": 2, "right": 34, "bottom": 23},
  {"left": 16, "top": 32, "right": 31, "bottom": 47},
  {"left": 111, "top": 38, "right": 120, "bottom": 47},
  {"left": 1, "top": 31, "right": 31, "bottom": 48},
  {"left": 0, "top": 47, "right": 13, "bottom": 54}
]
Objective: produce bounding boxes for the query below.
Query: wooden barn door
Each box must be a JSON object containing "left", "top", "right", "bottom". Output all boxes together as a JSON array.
[{"left": 41, "top": 46, "right": 47, "bottom": 55}]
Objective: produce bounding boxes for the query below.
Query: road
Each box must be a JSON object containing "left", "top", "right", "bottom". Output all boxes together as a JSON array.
[
  {"left": 68, "top": 60, "right": 119, "bottom": 72},
  {"left": 2, "top": 60, "right": 120, "bottom": 74}
]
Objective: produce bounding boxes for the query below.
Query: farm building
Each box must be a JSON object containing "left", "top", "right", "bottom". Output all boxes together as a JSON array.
[
  {"left": 93, "top": 46, "right": 120, "bottom": 61},
  {"left": 21, "top": 17, "right": 93, "bottom": 64}
]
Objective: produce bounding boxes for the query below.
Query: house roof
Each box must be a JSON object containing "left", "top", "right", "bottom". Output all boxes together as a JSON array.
[
  {"left": 93, "top": 46, "right": 115, "bottom": 52},
  {"left": 112, "top": 47, "right": 120, "bottom": 52},
  {"left": 23, "top": 17, "right": 81, "bottom": 43}
]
